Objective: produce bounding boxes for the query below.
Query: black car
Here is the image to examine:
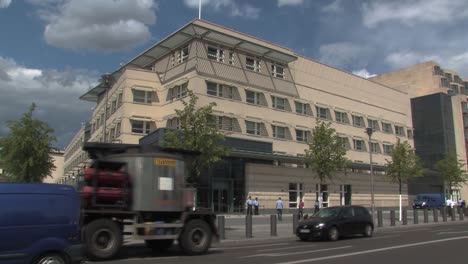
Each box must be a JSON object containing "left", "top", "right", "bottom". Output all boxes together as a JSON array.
[{"left": 296, "top": 205, "right": 373, "bottom": 241}]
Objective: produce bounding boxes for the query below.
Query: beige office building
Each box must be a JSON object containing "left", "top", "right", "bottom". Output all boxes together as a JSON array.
[
  {"left": 62, "top": 20, "right": 414, "bottom": 211},
  {"left": 371, "top": 61, "right": 468, "bottom": 201}
]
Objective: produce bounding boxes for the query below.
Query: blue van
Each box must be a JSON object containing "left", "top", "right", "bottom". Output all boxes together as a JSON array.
[
  {"left": 0, "top": 183, "right": 82, "bottom": 264},
  {"left": 412, "top": 193, "right": 445, "bottom": 209}
]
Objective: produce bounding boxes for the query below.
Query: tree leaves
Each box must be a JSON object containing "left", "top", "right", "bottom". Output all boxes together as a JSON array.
[
  {"left": 0, "top": 103, "right": 57, "bottom": 182},
  {"left": 163, "top": 91, "right": 230, "bottom": 185},
  {"left": 435, "top": 154, "right": 467, "bottom": 193},
  {"left": 385, "top": 139, "right": 423, "bottom": 194},
  {"left": 305, "top": 120, "right": 348, "bottom": 183}
]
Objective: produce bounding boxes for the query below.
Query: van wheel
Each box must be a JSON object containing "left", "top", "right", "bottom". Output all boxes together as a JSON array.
[
  {"left": 145, "top": 239, "right": 174, "bottom": 251},
  {"left": 85, "top": 218, "right": 122, "bottom": 260},
  {"left": 35, "top": 253, "right": 67, "bottom": 264},
  {"left": 179, "top": 219, "right": 212, "bottom": 255}
]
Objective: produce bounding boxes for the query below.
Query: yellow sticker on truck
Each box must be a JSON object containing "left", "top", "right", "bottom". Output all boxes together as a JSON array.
[{"left": 154, "top": 158, "right": 176, "bottom": 167}]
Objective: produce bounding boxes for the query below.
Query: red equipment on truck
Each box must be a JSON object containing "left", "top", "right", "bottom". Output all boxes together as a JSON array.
[{"left": 79, "top": 142, "right": 218, "bottom": 261}]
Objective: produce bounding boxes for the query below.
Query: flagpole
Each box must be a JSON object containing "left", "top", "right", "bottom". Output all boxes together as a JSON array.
[{"left": 198, "top": 0, "right": 201, "bottom": 19}]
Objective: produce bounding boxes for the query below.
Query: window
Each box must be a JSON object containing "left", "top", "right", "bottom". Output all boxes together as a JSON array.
[
  {"left": 407, "top": 129, "right": 413, "bottom": 139},
  {"left": 168, "top": 118, "right": 180, "bottom": 129},
  {"left": 295, "top": 101, "right": 307, "bottom": 115},
  {"left": 109, "top": 127, "right": 115, "bottom": 141},
  {"left": 289, "top": 183, "right": 304, "bottom": 208},
  {"left": 395, "top": 125, "right": 405, "bottom": 137},
  {"left": 370, "top": 142, "right": 380, "bottom": 153},
  {"left": 207, "top": 81, "right": 222, "bottom": 97},
  {"left": 228, "top": 51, "right": 235, "bottom": 65},
  {"left": 171, "top": 83, "right": 188, "bottom": 100},
  {"left": 246, "top": 56, "right": 261, "bottom": 72},
  {"left": 246, "top": 121, "right": 261, "bottom": 135},
  {"left": 207, "top": 46, "right": 224, "bottom": 62},
  {"left": 132, "top": 89, "right": 152, "bottom": 104},
  {"left": 177, "top": 45, "right": 189, "bottom": 64},
  {"left": 434, "top": 66, "right": 444, "bottom": 76},
  {"left": 445, "top": 73, "right": 452, "bottom": 82},
  {"left": 352, "top": 115, "right": 365, "bottom": 127},
  {"left": 111, "top": 100, "right": 117, "bottom": 113},
  {"left": 354, "top": 206, "right": 369, "bottom": 216},
  {"left": 338, "top": 137, "right": 349, "bottom": 149},
  {"left": 116, "top": 122, "right": 121, "bottom": 137},
  {"left": 246, "top": 90, "right": 261, "bottom": 105},
  {"left": 272, "top": 96, "right": 287, "bottom": 110},
  {"left": 335, "top": 111, "right": 348, "bottom": 124},
  {"left": 296, "top": 129, "right": 309, "bottom": 142},
  {"left": 272, "top": 125, "right": 286, "bottom": 139},
  {"left": 383, "top": 144, "right": 393, "bottom": 155},
  {"left": 441, "top": 78, "right": 449, "bottom": 87},
  {"left": 353, "top": 139, "right": 365, "bottom": 151},
  {"left": 368, "top": 119, "right": 380, "bottom": 131},
  {"left": 100, "top": 113, "right": 104, "bottom": 125},
  {"left": 451, "top": 84, "right": 459, "bottom": 94},
  {"left": 117, "top": 93, "right": 123, "bottom": 106},
  {"left": 131, "top": 120, "right": 151, "bottom": 135},
  {"left": 316, "top": 106, "right": 329, "bottom": 119},
  {"left": 272, "top": 63, "right": 285, "bottom": 79},
  {"left": 382, "top": 122, "right": 393, "bottom": 134}
]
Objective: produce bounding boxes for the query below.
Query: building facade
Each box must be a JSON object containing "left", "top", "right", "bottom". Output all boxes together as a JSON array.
[
  {"left": 63, "top": 19, "right": 414, "bottom": 211},
  {"left": 371, "top": 61, "right": 468, "bottom": 201}
]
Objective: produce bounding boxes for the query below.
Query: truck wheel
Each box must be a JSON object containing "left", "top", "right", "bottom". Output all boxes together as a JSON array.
[
  {"left": 85, "top": 218, "right": 122, "bottom": 260},
  {"left": 145, "top": 239, "right": 174, "bottom": 251},
  {"left": 179, "top": 219, "right": 212, "bottom": 255}
]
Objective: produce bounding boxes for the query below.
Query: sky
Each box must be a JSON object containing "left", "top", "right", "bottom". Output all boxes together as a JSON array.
[{"left": 1, "top": 0, "right": 468, "bottom": 149}]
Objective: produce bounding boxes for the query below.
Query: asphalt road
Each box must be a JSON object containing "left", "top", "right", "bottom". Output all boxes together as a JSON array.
[{"left": 89, "top": 221, "right": 468, "bottom": 264}]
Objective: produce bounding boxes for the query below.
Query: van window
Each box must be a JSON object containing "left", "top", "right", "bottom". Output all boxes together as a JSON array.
[{"left": 0, "top": 194, "right": 72, "bottom": 227}]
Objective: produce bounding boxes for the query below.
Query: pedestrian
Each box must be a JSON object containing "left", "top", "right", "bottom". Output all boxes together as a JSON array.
[
  {"left": 446, "top": 198, "right": 452, "bottom": 216},
  {"left": 276, "top": 197, "right": 283, "bottom": 221},
  {"left": 254, "top": 197, "right": 259, "bottom": 215},
  {"left": 298, "top": 199, "right": 304, "bottom": 219},
  {"left": 246, "top": 196, "right": 253, "bottom": 215},
  {"left": 314, "top": 199, "right": 320, "bottom": 214}
]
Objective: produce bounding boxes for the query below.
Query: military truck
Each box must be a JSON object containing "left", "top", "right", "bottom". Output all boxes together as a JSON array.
[{"left": 79, "top": 142, "right": 218, "bottom": 260}]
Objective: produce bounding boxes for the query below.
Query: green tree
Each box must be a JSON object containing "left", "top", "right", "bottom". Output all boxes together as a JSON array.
[
  {"left": 0, "top": 103, "right": 57, "bottom": 182},
  {"left": 435, "top": 154, "right": 467, "bottom": 198},
  {"left": 305, "top": 120, "right": 348, "bottom": 198},
  {"left": 385, "top": 139, "right": 423, "bottom": 195},
  {"left": 163, "top": 91, "right": 230, "bottom": 186}
]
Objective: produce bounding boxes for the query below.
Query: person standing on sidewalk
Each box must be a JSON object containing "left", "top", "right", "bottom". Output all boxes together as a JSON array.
[
  {"left": 254, "top": 197, "right": 259, "bottom": 215},
  {"left": 276, "top": 197, "right": 283, "bottom": 221},
  {"left": 298, "top": 199, "right": 305, "bottom": 219},
  {"left": 246, "top": 196, "right": 253, "bottom": 215},
  {"left": 314, "top": 199, "right": 320, "bottom": 214}
]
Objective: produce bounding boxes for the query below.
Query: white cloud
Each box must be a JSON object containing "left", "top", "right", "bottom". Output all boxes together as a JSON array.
[
  {"left": 322, "top": 0, "right": 343, "bottom": 13},
  {"left": 277, "top": 0, "right": 304, "bottom": 7},
  {"left": 385, "top": 51, "right": 441, "bottom": 70},
  {"left": 0, "top": 56, "right": 96, "bottom": 148},
  {"left": 352, "top": 69, "right": 376, "bottom": 79},
  {"left": 32, "top": 0, "right": 158, "bottom": 51},
  {"left": 319, "top": 42, "right": 370, "bottom": 69},
  {"left": 184, "top": 0, "right": 260, "bottom": 19},
  {"left": 0, "top": 0, "right": 11, "bottom": 8},
  {"left": 362, "top": 0, "right": 468, "bottom": 28}
]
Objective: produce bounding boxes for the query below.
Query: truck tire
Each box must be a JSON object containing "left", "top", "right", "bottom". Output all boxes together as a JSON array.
[
  {"left": 85, "top": 218, "right": 122, "bottom": 260},
  {"left": 179, "top": 219, "right": 212, "bottom": 255},
  {"left": 145, "top": 239, "right": 174, "bottom": 251}
]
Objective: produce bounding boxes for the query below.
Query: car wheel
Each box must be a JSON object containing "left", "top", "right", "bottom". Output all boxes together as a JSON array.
[
  {"left": 35, "top": 253, "right": 67, "bottom": 264},
  {"left": 363, "top": 224, "right": 373, "bottom": 237},
  {"left": 328, "top": 226, "right": 339, "bottom": 241}
]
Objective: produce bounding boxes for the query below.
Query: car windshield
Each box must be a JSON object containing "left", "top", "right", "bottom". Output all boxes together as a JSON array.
[{"left": 312, "top": 207, "right": 341, "bottom": 218}]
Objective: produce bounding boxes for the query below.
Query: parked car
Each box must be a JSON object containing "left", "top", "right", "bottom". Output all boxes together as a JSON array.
[
  {"left": 0, "top": 183, "right": 83, "bottom": 264},
  {"left": 412, "top": 193, "right": 445, "bottom": 209},
  {"left": 296, "top": 205, "right": 373, "bottom": 241}
]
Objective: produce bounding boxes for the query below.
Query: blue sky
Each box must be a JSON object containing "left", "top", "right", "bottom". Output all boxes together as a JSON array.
[{"left": 1, "top": 0, "right": 468, "bottom": 148}]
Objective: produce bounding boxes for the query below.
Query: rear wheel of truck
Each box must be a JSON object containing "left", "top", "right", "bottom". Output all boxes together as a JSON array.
[
  {"left": 179, "top": 219, "right": 212, "bottom": 255},
  {"left": 85, "top": 218, "right": 122, "bottom": 260},
  {"left": 145, "top": 239, "right": 174, "bottom": 251}
]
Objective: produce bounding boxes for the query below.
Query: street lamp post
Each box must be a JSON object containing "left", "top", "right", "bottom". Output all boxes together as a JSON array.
[{"left": 365, "top": 127, "right": 375, "bottom": 221}]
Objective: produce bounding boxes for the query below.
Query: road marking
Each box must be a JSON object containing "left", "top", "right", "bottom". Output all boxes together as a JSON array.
[
  {"left": 105, "top": 256, "right": 180, "bottom": 263},
  {"left": 257, "top": 244, "right": 318, "bottom": 252},
  {"left": 240, "top": 245, "right": 351, "bottom": 258},
  {"left": 432, "top": 228, "right": 453, "bottom": 232},
  {"left": 274, "top": 236, "right": 468, "bottom": 264},
  {"left": 215, "top": 242, "right": 290, "bottom": 250},
  {"left": 369, "top": 235, "right": 400, "bottom": 240},
  {"left": 384, "top": 227, "right": 431, "bottom": 233},
  {"left": 438, "top": 231, "right": 468, "bottom": 235}
]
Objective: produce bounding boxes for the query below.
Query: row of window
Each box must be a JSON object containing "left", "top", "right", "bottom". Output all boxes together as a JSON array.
[
  {"left": 434, "top": 66, "right": 465, "bottom": 85},
  {"left": 91, "top": 92, "right": 123, "bottom": 134}
]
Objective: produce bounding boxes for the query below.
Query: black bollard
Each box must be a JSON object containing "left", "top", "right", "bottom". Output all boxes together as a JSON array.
[
  {"left": 390, "top": 210, "right": 396, "bottom": 226},
  {"left": 442, "top": 207, "right": 447, "bottom": 222},
  {"left": 270, "top": 214, "right": 277, "bottom": 236},
  {"left": 218, "top": 216, "right": 225, "bottom": 240},
  {"left": 451, "top": 208, "right": 456, "bottom": 221},
  {"left": 402, "top": 209, "right": 408, "bottom": 225},
  {"left": 246, "top": 214, "right": 252, "bottom": 238},
  {"left": 424, "top": 208, "right": 429, "bottom": 223},
  {"left": 433, "top": 208, "right": 438, "bottom": 223},
  {"left": 465, "top": 208, "right": 468, "bottom": 217},
  {"left": 377, "top": 210, "right": 383, "bottom": 228},
  {"left": 413, "top": 209, "right": 419, "bottom": 224},
  {"left": 460, "top": 210, "right": 464, "bottom": 221},
  {"left": 293, "top": 213, "right": 299, "bottom": 234}
]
